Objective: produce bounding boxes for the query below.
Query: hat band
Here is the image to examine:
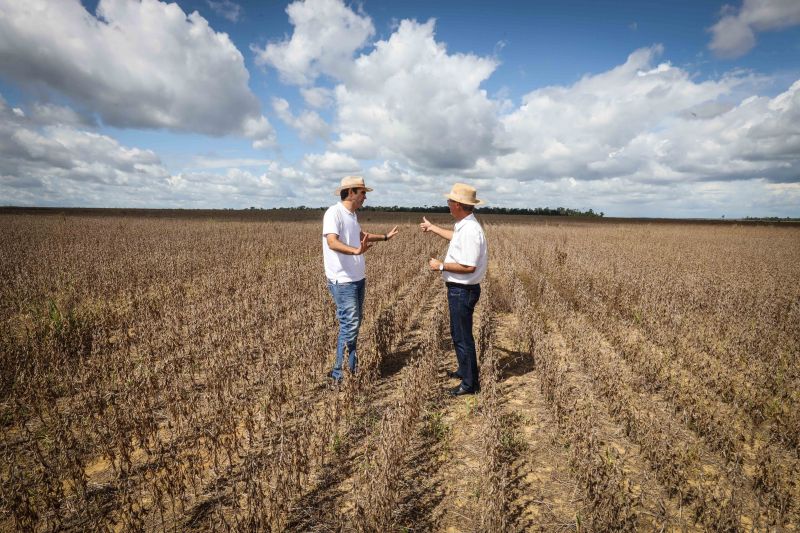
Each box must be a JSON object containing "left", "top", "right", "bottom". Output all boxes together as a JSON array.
[{"left": 449, "top": 193, "right": 479, "bottom": 204}]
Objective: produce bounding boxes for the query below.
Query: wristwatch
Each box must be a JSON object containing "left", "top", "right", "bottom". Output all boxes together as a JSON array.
[{"left": 438, "top": 263, "right": 444, "bottom": 272}]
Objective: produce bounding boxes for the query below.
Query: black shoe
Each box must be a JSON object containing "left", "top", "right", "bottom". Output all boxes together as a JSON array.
[
  {"left": 450, "top": 385, "right": 477, "bottom": 396},
  {"left": 446, "top": 370, "right": 462, "bottom": 379}
]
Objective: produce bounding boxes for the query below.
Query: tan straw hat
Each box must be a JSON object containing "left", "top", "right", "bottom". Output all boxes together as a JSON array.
[
  {"left": 334, "top": 175, "right": 373, "bottom": 195},
  {"left": 445, "top": 182, "right": 484, "bottom": 205}
]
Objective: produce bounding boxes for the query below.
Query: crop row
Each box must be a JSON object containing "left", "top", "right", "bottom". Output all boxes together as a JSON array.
[
  {"left": 497, "top": 273, "right": 642, "bottom": 529},
  {"left": 473, "top": 281, "right": 512, "bottom": 532},
  {"left": 495, "top": 223, "right": 800, "bottom": 451},
  {"left": 493, "top": 229, "right": 792, "bottom": 531},
  {"left": 353, "top": 291, "right": 447, "bottom": 530},
  {"left": 498, "top": 226, "right": 799, "bottom": 527}
]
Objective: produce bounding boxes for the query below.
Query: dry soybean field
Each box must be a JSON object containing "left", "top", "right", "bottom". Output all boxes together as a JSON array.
[{"left": 1, "top": 210, "right": 799, "bottom": 532}]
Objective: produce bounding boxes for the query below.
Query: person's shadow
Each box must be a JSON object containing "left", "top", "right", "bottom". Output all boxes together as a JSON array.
[
  {"left": 379, "top": 346, "right": 415, "bottom": 379},
  {"left": 495, "top": 345, "right": 534, "bottom": 381}
]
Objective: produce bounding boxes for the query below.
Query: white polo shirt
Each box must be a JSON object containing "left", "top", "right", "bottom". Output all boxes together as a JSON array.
[
  {"left": 443, "top": 213, "right": 487, "bottom": 285},
  {"left": 322, "top": 202, "right": 365, "bottom": 283}
]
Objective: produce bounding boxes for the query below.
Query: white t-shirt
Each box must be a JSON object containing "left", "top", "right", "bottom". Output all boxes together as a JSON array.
[
  {"left": 322, "top": 202, "right": 365, "bottom": 283},
  {"left": 442, "top": 213, "right": 487, "bottom": 285}
]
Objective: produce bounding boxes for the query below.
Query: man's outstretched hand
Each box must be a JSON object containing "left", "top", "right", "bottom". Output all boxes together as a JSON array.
[
  {"left": 386, "top": 225, "right": 399, "bottom": 239},
  {"left": 355, "top": 233, "right": 372, "bottom": 255},
  {"left": 420, "top": 217, "right": 434, "bottom": 232}
]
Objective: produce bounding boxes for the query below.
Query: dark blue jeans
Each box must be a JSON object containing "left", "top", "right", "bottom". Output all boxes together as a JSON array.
[
  {"left": 447, "top": 282, "right": 481, "bottom": 391},
  {"left": 327, "top": 278, "right": 366, "bottom": 381}
]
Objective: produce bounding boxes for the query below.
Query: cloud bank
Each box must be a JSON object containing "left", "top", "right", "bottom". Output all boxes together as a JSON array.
[
  {"left": 478, "top": 46, "right": 800, "bottom": 186},
  {"left": 0, "top": 0, "right": 274, "bottom": 147},
  {"left": 0, "top": 96, "right": 321, "bottom": 208},
  {"left": 0, "top": 96, "right": 171, "bottom": 206}
]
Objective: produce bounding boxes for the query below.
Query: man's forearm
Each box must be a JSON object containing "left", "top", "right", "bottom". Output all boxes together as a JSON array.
[
  {"left": 429, "top": 257, "right": 476, "bottom": 273},
  {"left": 364, "top": 232, "right": 388, "bottom": 242},
  {"left": 430, "top": 225, "right": 453, "bottom": 241},
  {"left": 328, "top": 239, "right": 358, "bottom": 255},
  {"left": 442, "top": 262, "right": 475, "bottom": 274}
]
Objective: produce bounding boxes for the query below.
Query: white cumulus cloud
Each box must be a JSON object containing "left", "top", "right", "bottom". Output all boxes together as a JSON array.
[
  {"left": 167, "top": 166, "right": 295, "bottom": 206},
  {"left": 450, "top": 45, "right": 800, "bottom": 217},
  {"left": 301, "top": 87, "right": 335, "bottom": 109},
  {"left": 709, "top": 0, "right": 800, "bottom": 58},
  {"left": 0, "top": 96, "right": 172, "bottom": 206},
  {"left": 482, "top": 46, "right": 734, "bottom": 180},
  {"left": 334, "top": 19, "right": 501, "bottom": 170},
  {"left": 252, "top": 0, "right": 374, "bottom": 86},
  {"left": 26, "top": 102, "right": 96, "bottom": 128},
  {"left": 255, "top": 1, "right": 501, "bottom": 170},
  {"left": 0, "top": 0, "right": 275, "bottom": 148},
  {"left": 272, "top": 97, "right": 330, "bottom": 141},
  {"left": 0, "top": 95, "right": 327, "bottom": 208},
  {"left": 302, "top": 151, "right": 361, "bottom": 175}
]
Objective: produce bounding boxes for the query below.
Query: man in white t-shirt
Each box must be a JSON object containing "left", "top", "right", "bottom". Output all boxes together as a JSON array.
[
  {"left": 323, "top": 176, "right": 399, "bottom": 384},
  {"left": 420, "top": 183, "right": 487, "bottom": 396}
]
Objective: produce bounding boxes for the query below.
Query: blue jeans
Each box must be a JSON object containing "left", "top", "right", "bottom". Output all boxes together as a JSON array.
[
  {"left": 447, "top": 282, "right": 481, "bottom": 391},
  {"left": 327, "top": 278, "right": 366, "bottom": 381}
]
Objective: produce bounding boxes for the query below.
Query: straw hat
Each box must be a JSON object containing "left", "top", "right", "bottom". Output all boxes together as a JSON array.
[
  {"left": 334, "top": 175, "right": 373, "bottom": 195},
  {"left": 445, "top": 183, "right": 484, "bottom": 206}
]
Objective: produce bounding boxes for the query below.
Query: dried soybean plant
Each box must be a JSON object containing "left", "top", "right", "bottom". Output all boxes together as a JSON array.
[
  {"left": 494, "top": 221, "right": 799, "bottom": 530},
  {"left": 0, "top": 213, "right": 425, "bottom": 531},
  {"left": 474, "top": 280, "right": 511, "bottom": 532},
  {"left": 506, "top": 264, "right": 640, "bottom": 531},
  {"left": 2, "top": 212, "right": 798, "bottom": 530},
  {"left": 352, "top": 292, "right": 442, "bottom": 529}
]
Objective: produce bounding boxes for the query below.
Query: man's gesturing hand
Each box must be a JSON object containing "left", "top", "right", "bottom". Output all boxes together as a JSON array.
[
  {"left": 420, "top": 217, "right": 434, "bottom": 232},
  {"left": 355, "top": 233, "right": 372, "bottom": 255},
  {"left": 386, "top": 225, "right": 399, "bottom": 239}
]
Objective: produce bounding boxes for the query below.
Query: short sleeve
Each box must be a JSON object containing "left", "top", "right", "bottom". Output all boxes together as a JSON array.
[{"left": 322, "top": 207, "right": 340, "bottom": 236}]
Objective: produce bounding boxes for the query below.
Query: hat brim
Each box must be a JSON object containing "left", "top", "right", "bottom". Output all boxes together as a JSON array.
[{"left": 445, "top": 193, "right": 484, "bottom": 206}]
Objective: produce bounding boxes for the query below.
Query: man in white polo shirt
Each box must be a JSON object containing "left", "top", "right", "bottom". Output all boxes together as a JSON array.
[
  {"left": 420, "top": 183, "right": 487, "bottom": 396},
  {"left": 323, "top": 176, "right": 399, "bottom": 384}
]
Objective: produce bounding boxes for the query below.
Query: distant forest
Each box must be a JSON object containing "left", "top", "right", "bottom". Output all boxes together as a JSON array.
[
  {"left": 286, "top": 205, "right": 605, "bottom": 217},
  {"left": 743, "top": 216, "right": 800, "bottom": 222}
]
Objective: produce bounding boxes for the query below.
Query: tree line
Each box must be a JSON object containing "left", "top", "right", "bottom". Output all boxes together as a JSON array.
[{"left": 282, "top": 205, "right": 604, "bottom": 217}]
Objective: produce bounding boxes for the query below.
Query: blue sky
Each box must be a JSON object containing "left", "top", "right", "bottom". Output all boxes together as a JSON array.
[{"left": 1, "top": 0, "right": 799, "bottom": 217}]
